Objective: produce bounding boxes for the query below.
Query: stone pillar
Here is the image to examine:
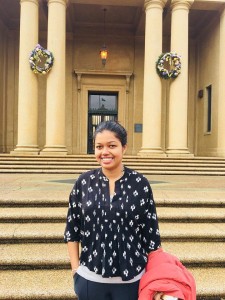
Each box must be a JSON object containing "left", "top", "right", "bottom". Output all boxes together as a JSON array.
[
  {"left": 11, "top": 0, "right": 39, "bottom": 155},
  {"left": 217, "top": 8, "right": 225, "bottom": 157},
  {"left": 41, "top": 0, "right": 68, "bottom": 155},
  {"left": 139, "top": 0, "right": 167, "bottom": 157},
  {"left": 166, "top": 0, "right": 193, "bottom": 156}
]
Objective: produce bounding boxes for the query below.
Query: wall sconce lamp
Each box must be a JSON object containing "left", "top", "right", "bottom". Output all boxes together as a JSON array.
[{"left": 100, "top": 8, "right": 108, "bottom": 66}]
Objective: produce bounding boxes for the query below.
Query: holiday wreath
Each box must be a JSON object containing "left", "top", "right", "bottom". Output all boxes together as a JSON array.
[
  {"left": 156, "top": 52, "right": 181, "bottom": 80},
  {"left": 29, "top": 44, "right": 54, "bottom": 75}
]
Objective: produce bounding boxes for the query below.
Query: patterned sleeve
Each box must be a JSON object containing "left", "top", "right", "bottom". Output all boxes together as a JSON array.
[
  {"left": 140, "top": 178, "right": 161, "bottom": 253},
  {"left": 64, "top": 179, "right": 82, "bottom": 242}
]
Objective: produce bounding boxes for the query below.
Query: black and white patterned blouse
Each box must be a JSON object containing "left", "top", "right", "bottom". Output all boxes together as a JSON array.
[{"left": 64, "top": 167, "right": 161, "bottom": 281}]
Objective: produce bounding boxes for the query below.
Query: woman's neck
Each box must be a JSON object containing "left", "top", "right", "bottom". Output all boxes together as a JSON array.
[{"left": 102, "top": 165, "right": 124, "bottom": 181}]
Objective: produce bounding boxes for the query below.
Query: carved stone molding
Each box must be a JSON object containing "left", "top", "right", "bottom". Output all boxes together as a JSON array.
[
  {"left": 74, "top": 69, "right": 133, "bottom": 93},
  {"left": 145, "top": 0, "right": 167, "bottom": 10},
  {"left": 171, "top": 0, "right": 194, "bottom": 11}
]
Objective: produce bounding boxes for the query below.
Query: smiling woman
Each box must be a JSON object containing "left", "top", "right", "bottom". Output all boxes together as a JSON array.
[{"left": 64, "top": 120, "right": 161, "bottom": 300}]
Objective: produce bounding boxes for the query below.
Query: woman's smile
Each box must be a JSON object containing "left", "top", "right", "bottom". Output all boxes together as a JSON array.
[{"left": 101, "top": 157, "right": 113, "bottom": 162}]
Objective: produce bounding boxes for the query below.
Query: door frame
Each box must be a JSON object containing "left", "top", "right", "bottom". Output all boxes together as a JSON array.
[{"left": 74, "top": 72, "right": 130, "bottom": 154}]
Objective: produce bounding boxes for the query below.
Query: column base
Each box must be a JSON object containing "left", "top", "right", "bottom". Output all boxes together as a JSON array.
[
  {"left": 10, "top": 145, "right": 40, "bottom": 156},
  {"left": 166, "top": 148, "right": 194, "bottom": 158},
  {"left": 40, "top": 145, "right": 68, "bottom": 156},
  {"left": 138, "top": 148, "right": 167, "bottom": 157}
]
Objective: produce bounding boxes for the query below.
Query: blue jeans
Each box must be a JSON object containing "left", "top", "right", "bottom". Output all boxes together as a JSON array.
[{"left": 74, "top": 273, "right": 139, "bottom": 300}]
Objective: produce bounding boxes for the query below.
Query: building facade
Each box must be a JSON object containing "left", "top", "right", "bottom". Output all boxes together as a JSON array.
[{"left": 1, "top": 0, "right": 225, "bottom": 157}]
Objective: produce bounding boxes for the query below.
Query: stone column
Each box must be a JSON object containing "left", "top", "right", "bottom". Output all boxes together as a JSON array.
[
  {"left": 11, "top": 0, "right": 39, "bottom": 155},
  {"left": 139, "top": 0, "right": 167, "bottom": 157},
  {"left": 41, "top": 0, "right": 68, "bottom": 155},
  {"left": 166, "top": 0, "right": 193, "bottom": 156},
  {"left": 217, "top": 8, "right": 225, "bottom": 157}
]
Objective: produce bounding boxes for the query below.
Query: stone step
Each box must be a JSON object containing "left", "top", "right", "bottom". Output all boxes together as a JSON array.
[
  {"left": 0, "top": 243, "right": 69, "bottom": 269},
  {"left": 1, "top": 160, "right": 225, "bottom": 167},
  {"left": 0, "top": 269, "right": 75, "bottom": 300},
  {"left": 1, "top": 162, "right": 225, "bottom": 170},
  {"left": 1, "top": 168, "right": 225, "bottom": 175},
  {"left": 0, "top": 223, "right": 64, "bottom": 242},
  {"left": 1, "top": 156, "right": 225, "bottom": 169},
  {"left": 1, "top": 155, "right": 225, "bottom": 175},
  {"left": 191, "top": 267, "right": 225, "bottom": 298},
  {"left": 0, "top": 242, "right": 225, "bottom": 269},
  {"left": 0, "top": 268, "right": 224, "bottom": 299},
  {"left": 0, "top": 207, "right": 68, "bottom": 222},
  {"left": 1, "top": 153, "right": 225, "bottom": 159},
  {"left": 160, "top": 222, "right": 225, "bottom": 241},
  {"left": 162, "top": 241, "right": 225, "bottom": 266},
  {"left": 158, "top": 207, "right": 225, "bottom": 222},
  {"left": 1, "top": 154, "right": 225, "bottom": 163},
  {"left": 0, "top": 207, "right": 225, "bottom": 222},
  {"left": 1, "top": 222, "right": 224, "bottom": 243},
  {"left": 1, "top": 196, "right": 224, "bottom": 208}
]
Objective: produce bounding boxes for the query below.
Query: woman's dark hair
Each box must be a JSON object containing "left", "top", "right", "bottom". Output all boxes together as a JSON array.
[{"left": 94, "top": 120, "right": 127, "bottom": 146}]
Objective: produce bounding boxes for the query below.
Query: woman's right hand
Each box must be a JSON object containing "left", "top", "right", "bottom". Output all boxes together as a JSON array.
[
  {"left": 154, "top": 294, "right": 179, "bottom": 300},
  {"left": 154, "top": 292, "right": 164, "bottom": 300},
  {"left": 72, "top": 268, "right": 78, "bottom": 277}
]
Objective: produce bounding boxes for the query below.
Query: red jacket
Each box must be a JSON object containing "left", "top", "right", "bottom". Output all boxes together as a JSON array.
[{"left": 138, "top": 249, "right": 196, "bottom": 300}]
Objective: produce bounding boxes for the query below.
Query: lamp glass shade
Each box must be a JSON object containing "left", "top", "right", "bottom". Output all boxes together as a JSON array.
[{"left": 100, "top": 46, "right": 108, "bottom": 65}]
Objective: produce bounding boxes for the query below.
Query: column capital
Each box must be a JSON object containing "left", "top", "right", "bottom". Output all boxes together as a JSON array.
[
  {"left": 145, "top": 0, "right": 167, "bottom": 10},
  {"left": 20, "top": 0, "right": 39, "bottom": 5},
  {"left": 48, "top": 0, "right": 69, "bottom": 6},
  {"left": 171, "top": 0, "right": 194, "bottom": 11}
]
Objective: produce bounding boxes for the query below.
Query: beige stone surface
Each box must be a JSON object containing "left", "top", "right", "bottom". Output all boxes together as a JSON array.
[
  {"left": 0, "top": 173, "right": 74, "bottom": 202},
  {"left": 0, "top": 268, "right": 224, "bottom": 298},
  {"left": 0, "top": 172, "right": 224, "bottom": 298},
  {"left": 1, "top": 206, "right": 225, "bottom": 221},
  {"left": 190, "top": 268, "right": 225, "bottom": 296},
  {"left": 162, "top": 242, "right": 225, "bottom": 263},
  {"left": 0, "top": 243, "right": 69, "bottom": 266},
  {"left": 160, "top": 222, "right": 225, "bottom": 239},
  {"left": 1, "top": 242, "right": 224, "bottom": 266},
  {"left": 0, "top": 222, "right": 224, "bottom": 241},
  {"left": 0, "top": 270, "right": 75, "bottom": 299},
  {"left": 0, "top": 207, "right": 67, "bottom": 220},
  {"left": 0, "top": 173, "right": 225, "bottom": 203},
  {"left": 0, "top": 223, "right": 64, "bottom": 240},
  {"left": 157, "top": 207, "right": 225, "bottom": 220}
]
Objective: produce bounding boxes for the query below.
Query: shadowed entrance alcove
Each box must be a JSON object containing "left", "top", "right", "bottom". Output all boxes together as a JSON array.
[{"left": 74, "top": 70, "right": 132, "bottom": 154}]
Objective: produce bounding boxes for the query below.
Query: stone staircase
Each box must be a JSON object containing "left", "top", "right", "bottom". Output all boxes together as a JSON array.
[
  {"left": 0, "top": 154, "right": 225, "bottom": 175},
  {"left": 0, "top": 155, "right": 225, "bottom": 299}
]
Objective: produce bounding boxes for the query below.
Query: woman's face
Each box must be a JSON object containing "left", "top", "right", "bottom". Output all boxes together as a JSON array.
[{"left": 94, "top": 130, "right": 127, "bottom": 172}]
